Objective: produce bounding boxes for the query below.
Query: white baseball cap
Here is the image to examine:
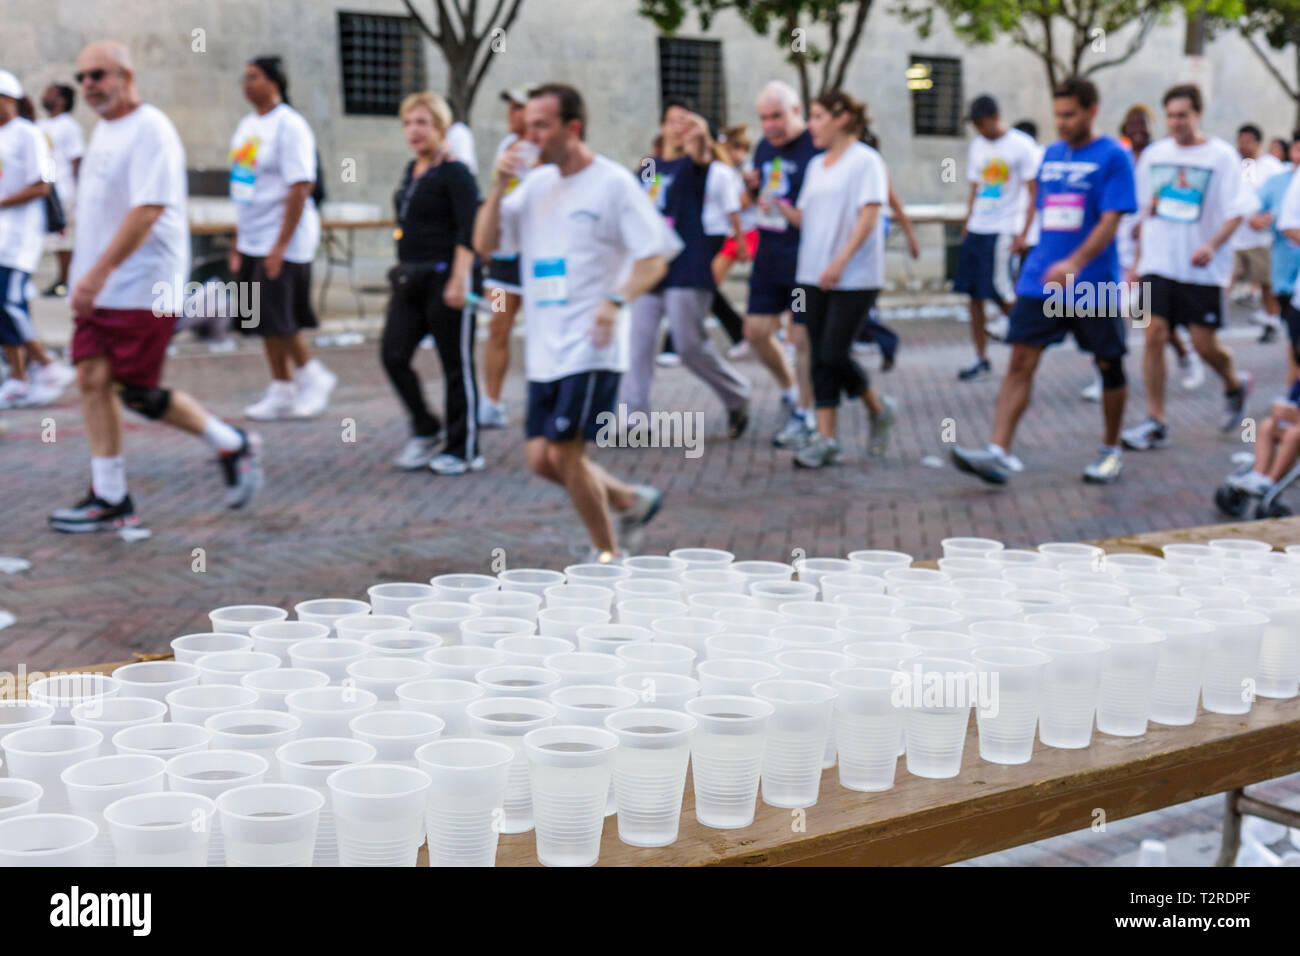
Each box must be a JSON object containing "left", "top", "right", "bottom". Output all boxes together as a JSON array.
[{"left": 0, "top": 70, "right": 22, "bottom": 100}]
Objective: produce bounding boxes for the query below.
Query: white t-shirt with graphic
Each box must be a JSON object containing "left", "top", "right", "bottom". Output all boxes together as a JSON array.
[
  {"left": 1135, "top": 136, "right": 1252, "bottom": 287},
  {"left": 702, "top": 161, "right": 743, "bottom": 237},
  {"left": 795, "top": 141, "right": 888, "bottom": 290},
  {"left": 966, "top": 128, "right": 1040, "bottom": 236},
  {"left": 446, "top": 122, "right": 477, "bottom": 176},
  {"left": 0, "top": 116, "right": 52, "bottom": 274},
  {"left": 498, "top": 154, "right": 679, "bottom": 382},
  {"left": 37, "top": 112, "right": 84, "bottom": 208},
  {"left": 229, "top": 103, "right": 320, "bottom": 262},
  {"left": 71, "top": 104, "right": 189, "bottom": 311},
  {"left": 1232, "top": 151, "right": 1286, "bottom": 250}
]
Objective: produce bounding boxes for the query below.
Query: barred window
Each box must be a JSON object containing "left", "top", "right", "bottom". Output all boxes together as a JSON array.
[
  {"left": 658, "top": 37, "right": 727, "bottom": 130},
  {"left": 338, "top": 11, "right": 426, "bottom": 116},
  {"left": 909, "top": 55, "right": 963, "bottom": 137}
]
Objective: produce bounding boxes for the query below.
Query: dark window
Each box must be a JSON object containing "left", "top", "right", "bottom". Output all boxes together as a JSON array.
[
  {"left": 909, "top": 55, "right": 962, "bottom": 137},
  {"left": 658, "top": 37, "right": 726, "bottom": 129},
  {"left": 338, "top": 11, "right": 426, "bottom": 116}
]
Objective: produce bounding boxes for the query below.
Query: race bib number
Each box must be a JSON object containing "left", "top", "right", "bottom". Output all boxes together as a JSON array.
[
  {"left": 533, "top": 258, "right": 568, "bottom": 306},
  {"left": 1042, "top": 193, "right": 1085, "bottom": 231},
  {"left": 230, "top": 165, "right": 256, "bottom": 204},
  {"left": 1151, "top": 163, "right": 1210, "bottom": 224}
]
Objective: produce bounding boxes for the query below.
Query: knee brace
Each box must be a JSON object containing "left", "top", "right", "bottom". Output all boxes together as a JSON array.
[
  {"left": 117, "top": 383, "right": 171, "bottom": 420},
  {"left": 1096, "top": 358, "right": 1126, "bottom": 391}
]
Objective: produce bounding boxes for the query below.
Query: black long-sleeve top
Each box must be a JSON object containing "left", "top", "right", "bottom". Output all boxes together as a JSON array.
[{"left": 393, "top": 157, "right": 480, "bottom": 264}]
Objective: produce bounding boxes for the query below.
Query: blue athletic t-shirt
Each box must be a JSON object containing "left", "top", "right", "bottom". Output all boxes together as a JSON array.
[
  {"left": 751, "top": 129, "right": 822, "bottom": 283},
  {"left": 1258, "top": 168, "right": 1300, "bottom": 296},
  {"left": 1015, "top": 136, "right": 1136, "bottom": 302},
  {"left": 648, "top": 156, "right": 714, "bottom": 290}
]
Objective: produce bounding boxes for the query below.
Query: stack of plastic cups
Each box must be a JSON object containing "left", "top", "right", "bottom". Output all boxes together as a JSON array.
[
  {"left": 71, "top": 698, "right": 167, "bottom": 757},
  {"left": 166, "top": 749, "right": 269, "bottom": 865},
  {"left": 669, "top": 547, "right": 735, "bottom": 571},
  {"left": 695, "top": 659, "right": 780, "bottom": 696},
  {"left": 114, "top": 722, "right": 211, "bottom": 760},
  {"left": 829, "top": 668, "right": 906, "bottom": 791},
  {"left": 615, "top": 642, "right": 696, "bottom": 676},
  {"left": 335, "top": 614, "right": 411, "bottom": 644},
  {"left": 0, "top": 814, "right": 98, "bottom": 866},
  {"left": 537, "top": 607, "right": 611, "bottom": 642},
  {"left": 900, "top": 656, "right": 978, "bottom": 779},
  {"left": 216, "top": 784, "right": 324, "bottom": 866},
  {"left": 326, "top": 763, "right": 431, "bottom": 867},
  {"left": 713, "top": 607, "right": 785, "bottom": 636},
  {"left": 470, "top": 590, "right": 543, "bottom": 622},
  {"left": 460, "top": 616, "right": 537, "bottom": 649},
  {"left": 543, "top": 652, "right": 627, "bottom": 688},
  {"left": 1195, "top": 608, "right": 1269, "bottom": 715},
  {"left": 705, "top": 633, "right": 782, "bottom": 662},
  {"left": 26, "top": 674, "right": 120, "bottom": 724},
  {"left": 604, "top": 708, "right": 697, "bottom": 847},
  {"left": 346, "top": 657, "right": 433, "bottom": 709},
  {"left": 684, "top": 695, "right": 773, "bottom": 828},
  {"left": 195, "top": 650, "right": 281, "bottom": 686},
  {"left": 970, "top": 647, "right": 1049, "bottom": 764},
  {"left": 1252, "top": 596, "right": 1300, "bottom": 699},
  {"left": 165, "top": 684, "right": 258, "bottom": 725},
  {"left": 562, "top": 563, "right": 630, "bottom": 591},
  {"left": 367, "top": 582, "right": 437, "bottom": 617},
  {"left": 677, "top": 569, "right": 746, "bottom": 598},
  {"left": 416, "top": 739, "right": 515, "bottom": 866},
  {"left": 350, "top": 711, "right": 444, "bottom": 765},
  {"left": 1094, "top": 625, "right": 1166, "bottom": 736},
  {"left": 0, "top": 778, "right": 42, "bottom": 820},
  {"left": 429, "top": 573, "right": 499, "bottom": 605},
  {"left": 111, "top": 660, "right": 201, "bottom": 703},
  {"left": 495, "top": 637, "right": 575, "bottom": 667},
  {"left": 550, "top": 685, "right": 639, "bottom": 815},
  {"left": 171, "top": 632, "right": 252, "bottom": 665},
  {"left": 205, "top": 709, "right": 301, "bottom": 780},
  {"left": 0, "top": 726, "right": 102, "bottom": 811},
  {"left": 651, "top": 617, "right": 723, "bottom": 670},
  {"left": 103, "top": 791, "right": 216, "bottom": 866},
  {"left": 362, "top": 630, "right": 443, "bottom": 659},
  {"left": 524, "top": 725, "right": 619, "bottom": 866},
  {"left": 1031, "top": 634, "right": 1108, "bottom": 748},
  {"left": 577, "top": 623, "right": 654, "bottom": 655},
  {"left": 617, "top": 599, "right": 687, "bottom": 631},
  {"left": 285, "top": 687, "right": 378, "bottom": 737},
  {"left": 422, "top": 646, "right": 504, "bottom": 681},
  {"left": 294, "top": 598, "right": 371, "bottom": 637},
  {"left": 286, "top": 639, "right": 369, "bottom": 683},
  {"left": 752, "top": 680, "right": 836, "bottom": 808},
  {"left": 498, "top": 568, "right": 567, "bottom": 598},
  {"left": 249, "top": 621, "right": 330, "bottom": 665},
  {"left": 241, "top": 669, "right": 329, "bottom": 712},
  {"left": 276, "top": 737, "right": 376, "bottom": 867},
  {"left": 209, "top": 604, "right": 288, "bottom": 636},
  {"left": 613, "top": 671, "right": 701, "bottom": 711},
  {"left": 749, "top": 580, "right": 818, "bottom": 611},
  {"left": 1140, "top": 617, "right": 1215, "bottom": 725},
  {"left": 465, "top": 697, "right": 556, "bottom": 833},
  {"left": 408, "top": 602, "right": 482, "bottom": 646},
  {"left": 60, "top": 754, "right": 166, "bottom": 866},
  {"left": 476, "top": 665, "right": 561, "bottom": 700}
]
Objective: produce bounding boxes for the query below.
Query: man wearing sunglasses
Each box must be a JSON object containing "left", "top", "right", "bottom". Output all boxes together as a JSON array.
[{"left": 49, "top": 41, "right": 263, "bottom": 533}]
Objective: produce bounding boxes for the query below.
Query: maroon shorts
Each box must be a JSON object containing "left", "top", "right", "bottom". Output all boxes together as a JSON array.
[{"left": 71, "top": 308, "right": 176, "bottom": 388}]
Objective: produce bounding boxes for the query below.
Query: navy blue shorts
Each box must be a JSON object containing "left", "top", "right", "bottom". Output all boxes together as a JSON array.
[
  {"left": 747, "top": 273, "right": 798, "bottom": 319},
  {"left": 526, "top": 370, "right": 621, "bottom": 443},
  {"left": 1281, "top": 300, "right": 1300, "bottom": 346},
  {"left": 1007, "top": 296, "right": 1127, "bottom": 361},
  {"left": 953, "top": 231, "right": 1012, "bottom": 304},
  {"left": 485, "top": 255, "right": 522, "bottom": 294},
  {"left": 0, "top": 266, "right": 34, "bottom": 347}
]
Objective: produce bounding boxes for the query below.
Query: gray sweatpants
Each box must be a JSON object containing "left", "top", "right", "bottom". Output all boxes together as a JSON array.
[{"left": 624, "top": 288, "right": 752, "bottom": 415}]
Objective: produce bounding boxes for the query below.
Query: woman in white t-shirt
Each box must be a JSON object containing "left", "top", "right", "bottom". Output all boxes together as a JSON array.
[
  {"left": 767, "top": 91, "right": 896, "bottom": 469},
  {"left": 228, "top": 56, "right": 336, "bottom": 422}
]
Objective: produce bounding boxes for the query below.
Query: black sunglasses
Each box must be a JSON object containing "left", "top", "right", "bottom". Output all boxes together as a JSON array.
[{"left": 74, "top": 69, "right": 109, "bottom": 84}]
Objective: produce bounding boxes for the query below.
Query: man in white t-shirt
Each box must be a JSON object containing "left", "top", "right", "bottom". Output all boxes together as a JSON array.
[
  {"left": 48, "top": 41, "right": 263, "bottom": 533},
  {"left": 955, "top": 95, "right": 1040, "bottom": 382},
  {"left": 473, "top": 83, "right": 673, "bottom": 562},
  {"left": 1121, "top": 84, "right": 1255, "bottom": 452},
  {"left": 38, "top": 82, "right": 84, "bottom": 296},
  {"left": 1231, "top": 123, "right": 1287, "bottom": 338}
]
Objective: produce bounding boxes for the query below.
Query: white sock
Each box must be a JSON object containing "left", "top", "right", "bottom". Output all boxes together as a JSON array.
[
  {"left": 300, "top": 359, "right": 330, "bottom": 382},
  {"left": 91, "top": 456, "right": 127, "bottom": 505},
  {"left": 269, "top": 380, "right": 295, "bottom": 401},
  {"left": 202, "top": 415, "right": 244, "bottom": 453},
  {"left": 782, "top": 386, "right": 799, "bottom": 405},
  {"left": 988, "top": 443, "right": 1009, "bottom": 460}
]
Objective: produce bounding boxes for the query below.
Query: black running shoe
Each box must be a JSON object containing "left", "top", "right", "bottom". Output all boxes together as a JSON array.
[
  {"left": 727, "top": 402, "right": 751, "bottom": 440},
  {"left": 219, "top": 429, "right": 264, "bottom": 509},
  {"left": 49, "top": 491, "right": 138, "bottom": 533}
]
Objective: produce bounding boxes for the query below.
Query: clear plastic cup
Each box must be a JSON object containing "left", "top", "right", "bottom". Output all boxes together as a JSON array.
[
  {"left": 476, "top": 664, "right": 561, "bottom": 699},
  {"left": 429, "top": 573, "right": 500, "bottom": 604},
  {"left": 0, "top": 725, "right": 102, "bottom": 812},
  {"left": 690, "top": 591, "right": 761, "bottom": 617},
  {"left": 294, "top": 598, "right": 371, "bottom": 636},
  {"left": 196, "top": 650, "right": 281, "bottom": 686},
  {"left": 26, "top": 673, "right": 120, "bottom": 724},
  {"left": 165, "top": 749, "right": 269, "bottom": 866},
  {"left": 1220, "top": 573, "right": 1282, "bottom": 599},
  {"left": 209, "top": 604, "right": 287, "bottom": 635},
  {"left": 0, "top": 701, "right": 55, "bottom": 738},
  {"left": 937, "top": 557, "right": 1002, "bottom": 580},
  {"left": 1094, "top": 625, "right": 1166, "bottom": 736},
  {"left": 367, "top": 582, "right": 437, "bottom": 617},
  {"left": 103, "top": 791, "right": 215, "bottom": 866},
  {"left": 576, "top": 623, "right": 654, "bottom": 655},
  {"left": 349, "top": 710, "right": 444, "bottom": 764},
  {"left": 730, "top": 560, "right": 794, "bottom": 592},
  {"left": 670, "top": 547, "right": 735, "bottom": 570},
  {"left": 171, "top": 632, "right": 253, "bottom": 665},
  {"left": 524, "top": 725, "right": 618, "bottom": 867},
  {"left": 949, "top": 578, "right": 1017, "bottom": 599},
  {"left": 677, "top": 569, "right": 746, "bottom": 598},
  {"left": 652, "top": 617, "right": 724, "bottom": 667},
  {"left": 1252, "top": 596, "right": 1300, "bottom": 698},
  {"left": 0, "top": 778, "right": 42, "bottom": 821},
  {"left": 498, "top": 568, "right": 567, "bottom": 597},
  {"left": 713, "top": 607, "right": 785, "bottom": 635},
  {"left": 604, "top": 707, "right": 696, "bottom": 847},
  {"left": 545, "top": 584, "right": 616, "bottom": 611},
  {"left": 896, "top": 606, "right": 965, "bottom": 632},
  {"left": 748, "top": 580, "right": 818, "bottom": 610},
  {"left": 834, "top": 592, "right": 905, "bottom": 615},
  {"left": 537, "top": 606, "right": 611, "bottom": 640},
  {"left": 616, "top": 599, "right": 687, "bottom": 630},
  {"left": 1196, "top": 608, "right": 1269, "bottom": 714},
  {"left": 1177, "top": 584, "right": 1249, "bottom": 609},
  {"left": 111, "top": 660, "right": 202, "bottom": 702},
  {"left": 494, "top": 635, "right": 575, "bottom": 667},
  {"left": 285, "top": 686, "right": 378, "bottom": 737},
  {"left": 1037, "top": 542, "right": 1104, "bottom": 569},
  {"left": 893, "top": 584, "right": 964, "bottom": 609},
  {"left": 416, "top": 738, "right": 516, "bottom": 867},
  {"left": 847, "top": 550, "right": 913, "bottom": 573},
  {"left": 204, "top": 709, "right": 300, "bottom": 778},
  {"left": 408, "top": 601, "right": 481, "bottom": 645},
  {"left": 470, "top": 589, "right": 543, "bottom": 621},
  {"left": 971, "top": 647, "right": 1049, "bottom": 765},
  {"left": 1162, "top": 543, "right": 1216, "bottom": 565},
  {"left": 622, "top": 555, "right": 688, "bottom": 581},
  {"left": 614, "top": 671, "right": 701, "bottom": 711},
  {"left": 71, "top": 697, "right": 166, "bottom": 756},
  {"left": 345, "top": 658, "right": 433, "bottom": 708},
  {"left": 165, "top": 684, "right": 258, "bottom": 725},
  {"left": 1031, "top": 634, "right": 1108, "bottom": 748},
  {"left": 951, "top": 598, "right": 1025, "bottom": 626},
  {"left": 615, "top": 642, "right": 697, "bottom": 676},
  {"left": 465, "top": 697, "right": 556, "bottom": 833},
  {"left": 216, "top": 783, "right": 324, "bottom": 866},
  {"left": 904, "top": 630, "right": 977, "bottom": 659},
  {"left": 60, "top": 753, "right": 166, "bottom": 866},
  {"left": 820, "top": 572, "right": 887, "bottom": 603},
  {"left": 685, "top": 695, "right": 774, "bottom": 829},
  {"left": 327, "top": 763, "right": 431, "bottom": 867},
  {"left": 771, "top": 624, "right": 841, "bottom": 652},
  {"left": 249, "top": 620, "right": 332, "bottom": 664},
  {"left": 422, "top": 645, "right": 505, "bottom": 682},
  {"left": 276, "top": 737, "right": 376, "bottom": 867},
  {"left": 563, "top": 563, "right": 631, "bottom": 589},
  {"left": 1023, "top": 612, "right": 1099, "bottom": 635},
  {"left": 899, "top": 657, "right": 978, "bottom": 779},
  {"left": 705, "top": 632, "right": 782, "bottom": 662},
  {"left": 1208, "top": 537, "right": 1273, "bottom": 555},
  {"left": 543, "top": 651, "right": 627, "bottom": 688},
  {"left": 1130, "top": 594, "right": 1202, "bottom": 617},
  {"left": 1007, "top": 589, "right": 1070, "bottom": 611},
  {"left": 1061, "top": 579, "right": 1130, "bottom": 604},
  {"left": 752, "top": 680, "right": 836, "bottom": 807},
  {"left": 113, "top": 721, "right": 211, "bottom": 759},
  {"left": 0, "top": 813, "right": 98, "bottom": 866},
  {"left": 549, "top": 685, "right": 639, "bottom": 816},
  {"left": 1140, "top": 616, "right": 1215, "bottom": 725},
  {"left": 1070, "top": 602, "right": 1142, "bottom": 625},
  {"left": 941, "top": 537, "right": 1004, "bottom": 559},
  {"left": 362, "top": 630, "right": 443, "bottom": 659},
  {"left": 240, "top": 668, "right": 330, "bottom": 712},
  {"left": 286, "top": 639, "right": 370, "bottom": 683},
  {"left": 968, "top": 620, "right": 1045, "bottom": 647},
  {"left": 794, "top": 557, "right": 855, "bottom": 591},
  {"left": 613, "top": 578, "right": 685, "bottom": 602},
  {"left": 830, "top": 668, "right": 906, "bottom": 791},
  {"left": 694, "top": 659, "right": 780, "bottom": 696},
  {"left": 335, "top": 613, "right": 411, "bottom": 644}
]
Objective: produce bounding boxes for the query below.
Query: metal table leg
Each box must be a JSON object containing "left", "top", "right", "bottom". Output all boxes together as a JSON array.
[{"left": 1214, "top": 788, "right": 1243, "bottom": 867}]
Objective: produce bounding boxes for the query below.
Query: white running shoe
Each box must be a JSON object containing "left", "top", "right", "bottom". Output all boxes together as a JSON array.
[
  {"left": 1227, "top": 470, "right": 1271, "bottom": 496},
  {"left": 1080, "top": 378, "right": 1102, "bottom": 403},
  {"left": 429, "top": 453, "right": 486, "bottom": 476},
  {"left": 244, "top": 384, "right": 297, "bottom": 421},
  {"left": 293, "top": 364, "right": 338, "bottom": 418},
  {"left": 0, "top": 379, "right": 29, "bottom": 409},
  {"left": 655, "top": 352, "right": 682, "bottom": 368},
  {"left": 727, "top": 340, "right": 750, "bottom": 360},
  {"left": 394, "top": 436, "right": 440, "bottom": 470},
  {"left": 478, "top": 400, "right": 508, "bottom": 429},
  {"left": 1179, "top": 352, "right": 1205, "bottom": 391},
  {"left": 35, "top": 360, "right": 76, "bottom": 393}
]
